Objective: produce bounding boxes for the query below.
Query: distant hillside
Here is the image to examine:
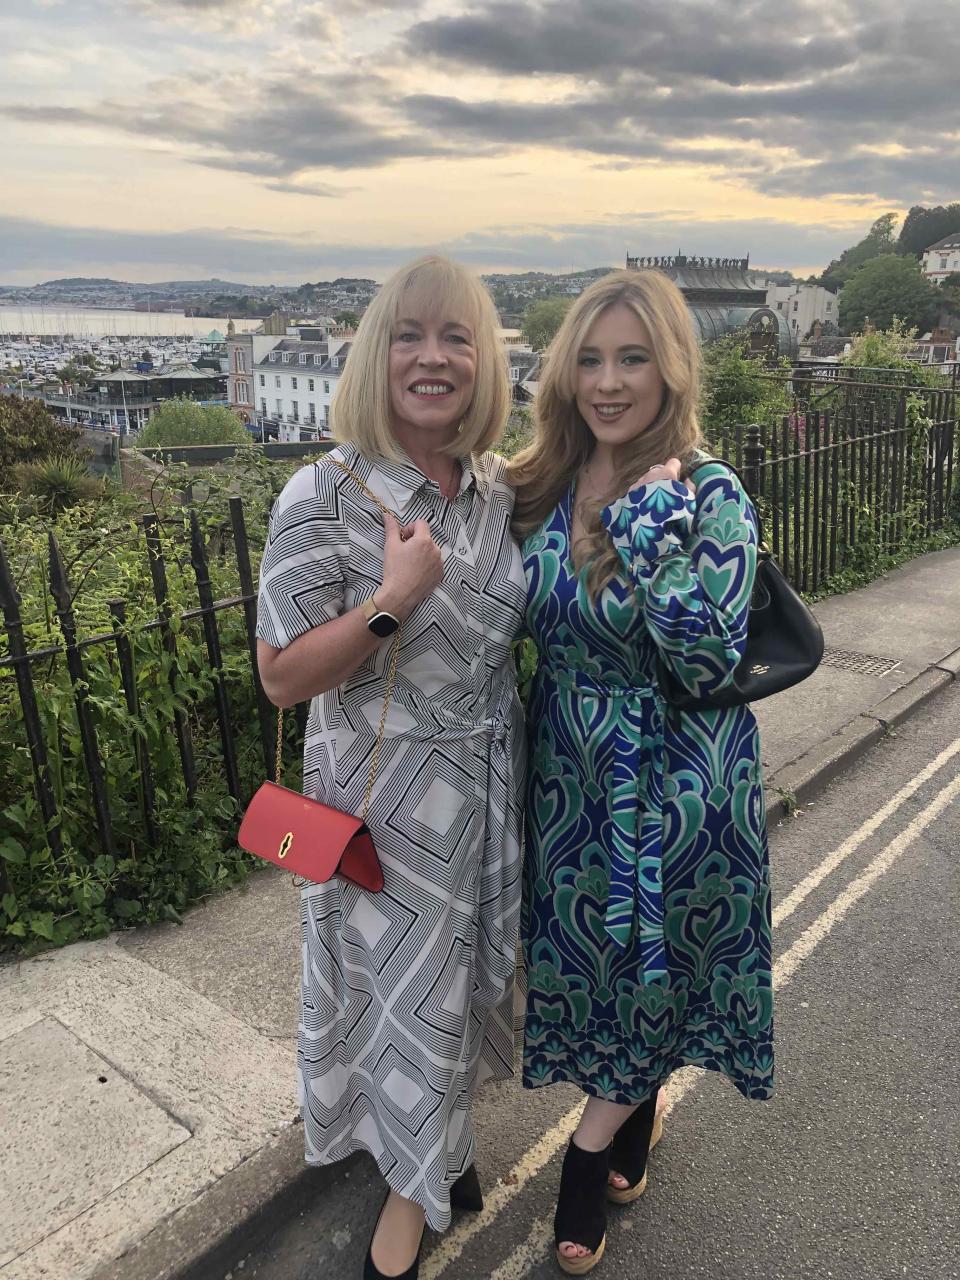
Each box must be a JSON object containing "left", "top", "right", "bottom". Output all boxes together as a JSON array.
[
  {"left": 35, "top": 276, "right": 265, "bottom": 295},
  {"left": 41, "top": 277, "right": 125, "bottom": 288},
  {"left": 140, "top": 278, "right": 267, "bottom": 295}
]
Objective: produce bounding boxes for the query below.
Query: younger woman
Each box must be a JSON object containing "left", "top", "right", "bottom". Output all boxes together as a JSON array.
[{"left": 509, "top": 269, "right": 772, "bottom": 1274}]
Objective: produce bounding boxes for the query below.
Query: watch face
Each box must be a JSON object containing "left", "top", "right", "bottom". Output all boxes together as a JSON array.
[{"left": 368, "top": 611, "right": 399, "bottom": 638}]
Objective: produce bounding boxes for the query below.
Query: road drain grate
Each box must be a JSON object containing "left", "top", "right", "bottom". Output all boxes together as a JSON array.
[{"left": 820, "top": 648, "right": 901, "bottom": 678}]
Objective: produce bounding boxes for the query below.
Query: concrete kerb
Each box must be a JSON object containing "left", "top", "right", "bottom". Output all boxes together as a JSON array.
[
  {"left": 97, "top": 645, "right": 960, "bottom": 1280},
  {"left": 764, "top": 646, "right": 960, "bottom": 824},
  {"left": 934, "top": 646, "right": 960, "bottom": 679},
  {"left": 92, "top": 1122, "right": 362, "bottom": 1280}
]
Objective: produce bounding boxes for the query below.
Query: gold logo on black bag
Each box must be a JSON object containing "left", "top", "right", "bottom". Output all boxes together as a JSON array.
[
  {"left": 278, "top": 831, "right": 294, "bottom": 859},
  {"left": 750, "top": 664, "right": 771, "bottom": 675}
]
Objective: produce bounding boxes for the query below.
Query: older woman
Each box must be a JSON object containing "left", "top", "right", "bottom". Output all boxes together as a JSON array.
[
  {"left": 256, "top": 256, "right": 526, "bottom": 1280},
  {"left": 509, "top": 269, "right": 772, "bottom": 1274}
]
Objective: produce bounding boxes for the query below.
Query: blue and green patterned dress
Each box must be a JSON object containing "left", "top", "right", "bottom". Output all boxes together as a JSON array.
[{"left": 521, "top": 462, "right": 773, "bottom": 1104}]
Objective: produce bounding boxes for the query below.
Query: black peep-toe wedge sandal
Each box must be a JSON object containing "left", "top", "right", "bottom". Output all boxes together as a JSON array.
[
  {"left": 607, "top": 1095, "right": 659, "bottom": 1205},
  {"left": 553, "top": 1137, "right": 611, "bottom": 1275}
]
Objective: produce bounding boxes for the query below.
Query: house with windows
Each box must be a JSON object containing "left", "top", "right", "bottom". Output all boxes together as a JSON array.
[
  {"left": 921, "top": 234, "right": 960, "bottom": 284},
  {"left": 226, "top": 324, "right": 288, "bottom": 430},
  {"left": 765, "top": 282, "right": 838, "bottom": 340},
  {"left": 248, "top": 337, "right": 352, "bottom": 441},
  {"left": 508, "top": 347, "right": 541, "bottom": 402}
]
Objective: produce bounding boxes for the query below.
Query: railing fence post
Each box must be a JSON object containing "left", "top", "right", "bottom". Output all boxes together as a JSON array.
[
  {"left": 188, "top": 509, "right": 241, "bottom": 801},
  {"left": 108, "top": 598, "right": 159, "bottom": 846},
  {"left": 143, "top": 512, "right": 197, "bottom": 803},
  {"left": 0, "top": 538, "right": 63, "bottom": 863},
  {"left": 229, "top": 496, "right": 274, "bottom": 781},
  {"left": 48, "top": 531, "right": 115, "bottom": 860}
]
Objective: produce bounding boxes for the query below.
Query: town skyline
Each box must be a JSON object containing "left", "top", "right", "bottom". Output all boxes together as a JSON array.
[{"left": 3, "top": 0, "right": 958, "bottom": 285}]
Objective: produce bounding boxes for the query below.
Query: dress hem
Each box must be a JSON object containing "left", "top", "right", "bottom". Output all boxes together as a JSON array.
[{"left": 520, "top": 1055, "right": 773, "bottom": 1106}]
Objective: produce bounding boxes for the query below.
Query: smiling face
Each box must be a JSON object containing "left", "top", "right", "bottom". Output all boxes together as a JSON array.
[
  {"left": 575, "top": 302, "right": 666, "bottom": 451},
  {"left": 388, "top": 313, "right": 478, "bottom": 446}
]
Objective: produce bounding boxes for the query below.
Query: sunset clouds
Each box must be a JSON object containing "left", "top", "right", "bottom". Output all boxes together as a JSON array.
[{"left": 2, "top": 0, "right": 956, "bottom": 283}]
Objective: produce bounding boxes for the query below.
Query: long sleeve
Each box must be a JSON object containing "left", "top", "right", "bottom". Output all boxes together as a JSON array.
[{"left": 601, "top": 467, "right": 758, "bottom": 700}]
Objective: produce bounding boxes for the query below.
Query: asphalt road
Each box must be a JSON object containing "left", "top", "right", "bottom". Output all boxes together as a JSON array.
[{"left": 227, "top": 683, "right": 960, "bottom": 1280}]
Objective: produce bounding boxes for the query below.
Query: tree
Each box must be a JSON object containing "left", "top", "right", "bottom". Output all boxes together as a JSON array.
[
  {"left": 820, "top": 213, "right": 899, "bottom": 292},
  {"left": 136, "top": 398, "right": 252, "bottom": 448},
  {"left": 0, "top": 394, "right": 85, "bottom": 473},
  {"left": 938, "top": 272, "right": 960, "bottom": 317},
  {"left": 897, "top": 204, "right": 960, "bottom": 259},
  {"left": 57, "top": 361, "right": 97, "bottom": 388},
  {"left": 334, "top": 310, "right": 360, "bottom": 328},
  {"left": 521, "top": 297, "right": 572, "bottom": 350},
  {"left": 838, "top": 255, "right": 941, "bottom": 332}
]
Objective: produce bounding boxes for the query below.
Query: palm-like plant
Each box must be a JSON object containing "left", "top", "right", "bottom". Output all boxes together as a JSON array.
[{"left": 12, "top": 454, "right": 104, "bottom": 516}]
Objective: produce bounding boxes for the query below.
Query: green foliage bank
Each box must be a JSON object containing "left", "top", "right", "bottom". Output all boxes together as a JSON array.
[{"left": 0, "top": 450, "right": 295, "bottom": 952}]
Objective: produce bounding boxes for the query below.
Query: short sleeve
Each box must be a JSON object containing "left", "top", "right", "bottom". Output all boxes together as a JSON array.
[{"left": 256, "top": 464, "right": 348, "bottom": 650}]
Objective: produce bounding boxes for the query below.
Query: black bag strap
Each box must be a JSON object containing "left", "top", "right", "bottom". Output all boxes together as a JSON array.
[{"left": 683, "top": 454, "right": 767, "bottom": 548}]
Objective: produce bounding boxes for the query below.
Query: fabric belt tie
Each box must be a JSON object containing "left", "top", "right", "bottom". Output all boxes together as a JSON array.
[{"left": 544, "top": 665, "right": 667, "bottom": 984}]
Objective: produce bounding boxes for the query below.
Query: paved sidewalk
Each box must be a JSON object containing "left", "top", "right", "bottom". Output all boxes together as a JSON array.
[{"left": 2, "top": 545, "right": 959, "bottom": 1280}]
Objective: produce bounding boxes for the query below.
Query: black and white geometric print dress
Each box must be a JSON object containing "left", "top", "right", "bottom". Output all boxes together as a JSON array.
[{"left": 256, "top": 443, "right": 526, "bottom": 1232}]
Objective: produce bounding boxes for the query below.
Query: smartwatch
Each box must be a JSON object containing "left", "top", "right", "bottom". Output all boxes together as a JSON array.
[{"left": 361, "top": 595, "right": 400, "bottom": 638}]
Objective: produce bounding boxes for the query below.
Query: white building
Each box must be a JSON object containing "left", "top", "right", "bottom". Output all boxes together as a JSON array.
[
  {"left": 765, "top": 282, "right": 839, "bottom": 339},
  {"left": 251, "top": 337, "right": 352, "bottom": 441},
  {"left": 921, "top": 234, "right": 960, "bottom": 284}
]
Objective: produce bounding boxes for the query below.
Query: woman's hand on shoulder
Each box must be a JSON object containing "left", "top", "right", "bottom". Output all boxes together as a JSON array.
[
  {"left": 377, "top": 513, "right": 443, "bottom": 620},
  {"left": 629, "top": 457, "right": 697, "bottom": 495}
]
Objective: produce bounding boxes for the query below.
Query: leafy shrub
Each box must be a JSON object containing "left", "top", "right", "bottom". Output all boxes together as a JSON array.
[
  {"left": 0, "top": 450, "right": 299, "bottom": 952},
  {"left": 0, "top": 394, "right": 86, "bottom": 471},
  {"left": 500, "top": 406, "right": 534, "bottom": 459},
  {"left": 137, "top": 398, "right": 252, "bottom": 448},
  {"left": 699, "top": 334, "right": 792, "bottom": 448}
]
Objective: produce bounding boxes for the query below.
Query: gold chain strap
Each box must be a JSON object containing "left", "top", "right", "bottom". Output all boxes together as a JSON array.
[{"left": 274, "top": 456, "right": 402, "bottom": 824}]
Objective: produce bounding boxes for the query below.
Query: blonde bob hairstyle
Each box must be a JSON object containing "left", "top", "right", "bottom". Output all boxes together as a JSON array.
[
  {"left": 332, "top": 254, "right": 510, "bottom": 461},
  {"left": 508, "top": 268, "right": 703, "bottom": 597}
]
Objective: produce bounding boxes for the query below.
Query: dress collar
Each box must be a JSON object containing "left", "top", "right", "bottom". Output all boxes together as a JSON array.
[{"left": 372, "top": 446, "right": 487, "bottom": 514}]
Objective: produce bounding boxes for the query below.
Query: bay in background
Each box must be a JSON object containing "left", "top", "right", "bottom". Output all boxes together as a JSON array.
[{"left": 0, "top": 306, "right": 264, "bottom": 338}]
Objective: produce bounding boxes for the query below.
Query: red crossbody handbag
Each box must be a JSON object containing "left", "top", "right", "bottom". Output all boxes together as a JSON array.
[{"left": 237, "top": 460, "right": 401, "bottom": 891}]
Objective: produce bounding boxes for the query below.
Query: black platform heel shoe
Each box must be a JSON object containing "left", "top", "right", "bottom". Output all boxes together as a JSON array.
[
  {"left": 553, "top": 1136, "right": 611, "bottom": 1275},
  {"left": 363, "top": 1193, "right": 424, "bottom": 1280},
  {"left": 450, "top": 1163, "right": 484, "bottom": 1212},
  {"left": 607, "top": 1094, "right": 659, "bottom": 1205}
]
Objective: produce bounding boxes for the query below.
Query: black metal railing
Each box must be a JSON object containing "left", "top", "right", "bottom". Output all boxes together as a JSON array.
[
  {"left": 735, "top": 389, "right": 957, "bottom": 595},
  {"left": 0, "top": 498, "right": 286, "bottom": 866}
]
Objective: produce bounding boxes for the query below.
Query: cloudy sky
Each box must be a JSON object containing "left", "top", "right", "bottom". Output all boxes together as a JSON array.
[{"left": 2, "top": 0, "right": 957, "bottom": 285}]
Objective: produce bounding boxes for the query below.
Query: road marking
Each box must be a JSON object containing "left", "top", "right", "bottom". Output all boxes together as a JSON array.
[
  {"left": 429, "top": 753, "right": 960, "bottom": 1279},
  {"left": 773, "top": 762, "right": 960, "bottom": 988},
  {"left": 773, "top": 734, "right": 960, "bottom": 928}
]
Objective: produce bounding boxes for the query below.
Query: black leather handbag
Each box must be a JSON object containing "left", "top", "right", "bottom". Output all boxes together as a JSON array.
[{"left": 656, "top": 457, "right": 824, "bottom": 712}]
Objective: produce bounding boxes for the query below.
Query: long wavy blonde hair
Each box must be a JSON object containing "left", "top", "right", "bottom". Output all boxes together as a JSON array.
[{"left": 508, "top": 268, "right": 703, "bottom": 597}]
